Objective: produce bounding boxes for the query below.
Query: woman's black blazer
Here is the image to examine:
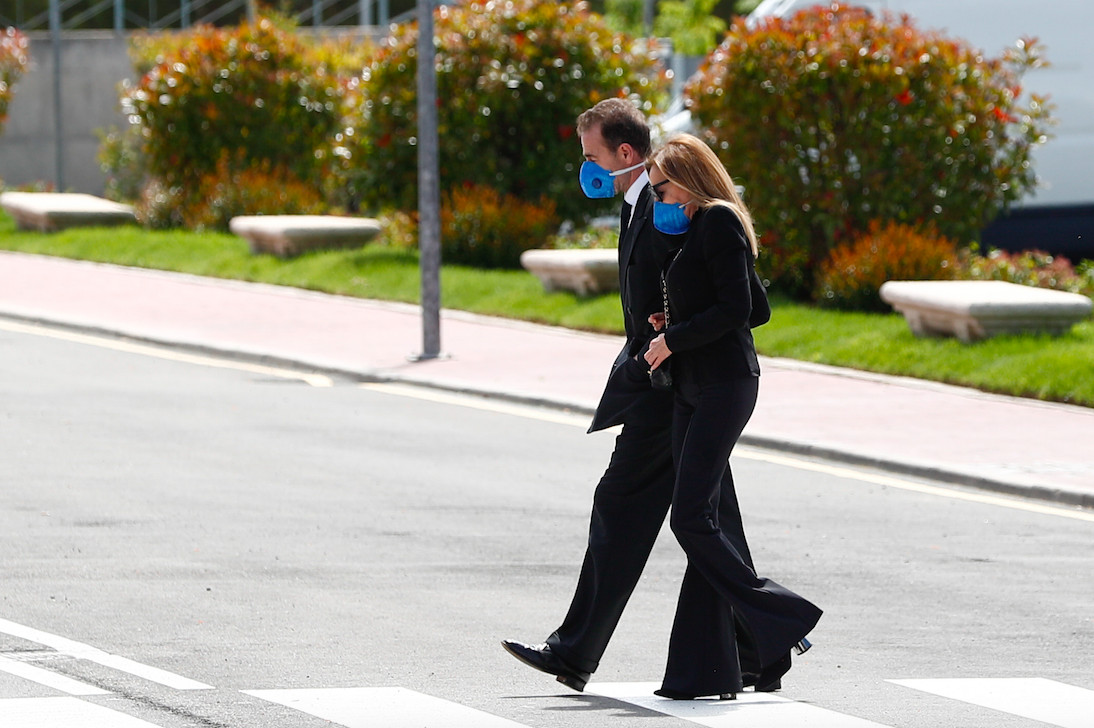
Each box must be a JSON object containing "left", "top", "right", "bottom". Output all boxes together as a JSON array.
[{"left": 662, "top": 204, "right": 761, "bottom": 384}]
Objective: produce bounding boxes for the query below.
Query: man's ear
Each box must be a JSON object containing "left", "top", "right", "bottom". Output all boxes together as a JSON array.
[{"left": 617, "top": 143, "right": 636, "bottom": 163}]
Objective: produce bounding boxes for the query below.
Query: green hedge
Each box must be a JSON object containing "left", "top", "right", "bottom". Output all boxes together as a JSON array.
[
  {"left": 686, "top": 3, "right": 1054, "bottom": 299},
  {"left": 116, "top": 16, "right": 354, "bottom": 227},
  {"left": 354, "top": 0, "right": 669, "bottom": 223}
]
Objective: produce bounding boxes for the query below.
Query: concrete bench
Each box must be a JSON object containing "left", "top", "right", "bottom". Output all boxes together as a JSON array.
[
  {"left": 880, "top": 280, "right": 1092, "bottom": 342},
  {"left": 520, "top": 248, "right": 619, "bottom": 296},
  {"left": 0, "top": 191, "right": 136, "bottom": 232},
  {"left": 229, "top": 215, "right": 382, "bottom": 258}
]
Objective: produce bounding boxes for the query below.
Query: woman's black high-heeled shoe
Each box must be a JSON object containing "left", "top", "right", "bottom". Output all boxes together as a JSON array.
[
  {"left": 658, "top": 641, "right": 812, "bottom": 700},
  {"left": 654, "top": 688, "right": 736, "bottom": 701},
  {"left": 744, "top": 638, "right": 811, "bottom": 693},
  {"left": 756, "top": 652, "right": 792, "bottom": 691},
  {"left": 743, "top": 672, "right": 781, "bottom": 692}
]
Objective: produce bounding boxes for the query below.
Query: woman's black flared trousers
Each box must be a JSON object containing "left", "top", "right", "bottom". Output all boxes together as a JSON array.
[{"left": 662, "top": 376, "right": 822, "bottom": 696}]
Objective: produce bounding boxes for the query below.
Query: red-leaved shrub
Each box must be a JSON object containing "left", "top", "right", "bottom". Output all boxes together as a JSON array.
[
  {"left": 441, "top": 184, "right": 559, "bottom": 268},
  {"left": 815, "top": 220, "right": 959, "bottom": 311},
  {"left": 0, "top": 27, "right": 29, "bottom": 138}
]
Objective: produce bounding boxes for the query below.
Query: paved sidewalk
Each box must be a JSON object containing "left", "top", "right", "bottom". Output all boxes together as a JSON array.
[{"left": 1, "top": 251, "right": 1091, "bottom": 508}]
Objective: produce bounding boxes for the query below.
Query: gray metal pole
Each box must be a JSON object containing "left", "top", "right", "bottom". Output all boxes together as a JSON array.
[
  {"left": 312, "top": 0, "right": 320, "bottom": 27},
  {"left": 414, "top": 0, "right": 442, "bottom": 360},
  {"left": 49, "top": 0, "right": 64, "bottom": 191},
  {"left": 181, "top": 0, "right": 191, "bottom": 28},
  {"left": 379, "top": 0, "right": 389, "bottom": 26},
  {"left": 358, "top": 0, "right": 371, "bottom": 25},
  {"left": 114, "top": 0, "right": 124, "bottom": 32}
]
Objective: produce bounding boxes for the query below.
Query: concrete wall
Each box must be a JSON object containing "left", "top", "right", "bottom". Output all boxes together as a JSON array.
[
  {"left": 0, "top": 32, "right": 133, "bottom": 195},
  {"left": 0, "top": 27, "right": 381, "bottom": 196}
]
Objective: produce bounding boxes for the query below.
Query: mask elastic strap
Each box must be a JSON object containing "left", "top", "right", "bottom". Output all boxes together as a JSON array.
[{"left": 609, "top": 161, "right": 646, "bottom": 177}]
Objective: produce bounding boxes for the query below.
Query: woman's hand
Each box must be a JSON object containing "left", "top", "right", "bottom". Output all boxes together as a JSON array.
[
  {"left": 648, "top": 312, "right": 666, "bottom": 332},
  {"left": 644, "top": 333, "right": 673, "bottom": 371}
]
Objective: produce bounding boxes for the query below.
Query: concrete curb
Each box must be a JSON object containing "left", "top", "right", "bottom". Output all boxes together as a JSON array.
[{"left": 3, "top": 309, "right": 1091, "bottom": 511}]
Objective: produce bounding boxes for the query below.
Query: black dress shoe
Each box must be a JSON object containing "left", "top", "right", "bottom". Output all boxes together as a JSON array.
[
  {"left": 654, "top": 688, "right": 736, "bottom": 701},
  {"left": 501, "top": 640, "right": 590, "bottom": 692}
]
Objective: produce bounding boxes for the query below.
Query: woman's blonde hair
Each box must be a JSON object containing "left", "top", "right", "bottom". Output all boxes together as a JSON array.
[{"left": 648, "top": 134, "right": 759, "bottom": 256}]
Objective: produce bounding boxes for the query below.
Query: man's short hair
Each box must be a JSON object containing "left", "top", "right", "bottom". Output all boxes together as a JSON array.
[{"left": 576, "top": 98, "right": 651, "bottom": 159}]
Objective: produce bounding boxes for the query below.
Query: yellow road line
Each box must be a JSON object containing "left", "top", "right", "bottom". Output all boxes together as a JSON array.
[
  {"left": 359, "top": 382, "right": 590, "bottom": 426},
  {"left": 0, "top": 318, "right": 333, "bottom": 387},
  {"left": 739, "top": 449, "right": 1094, "bottom": 523},
  {"left": 361, "top": 381, "right": 1094, "bottom": 523}
]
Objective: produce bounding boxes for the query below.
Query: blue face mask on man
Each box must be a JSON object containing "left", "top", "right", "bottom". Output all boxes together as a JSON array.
[
  {"left": 579, "top": 160, "right": 646, "bottom": 199},
  {"left": 652, "top": 201, "right": 692, "bottom": 235}
]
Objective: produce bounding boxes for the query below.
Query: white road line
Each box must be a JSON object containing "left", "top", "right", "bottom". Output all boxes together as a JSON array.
[
  {"left": 360, "top": 382, "right": 1094, "bottom": 523},
  {"left": 0, "top": 318, "right": 333, "bottom": 387},
  {"left": 0, "top": 696, "right": 160, "bottom": 727},
  {"left": 587, "top": 682, "right": 895, "bottom": 728},
  {"left": 245, "top": 687, "right": 531, "bottom": 728},
  {"left": 0, "top": 655, "right": 109, "bottom": 696},
  {"left": 0, "top": 619, "right": 212, "bottom": 691},
  {"left": 889, "top": 678, "right": 1094, "bottom": 728}
]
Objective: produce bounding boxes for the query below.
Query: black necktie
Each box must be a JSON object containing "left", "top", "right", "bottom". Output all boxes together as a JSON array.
[{"left": 620, "top": 202, "right": 632, "bottom": 240}]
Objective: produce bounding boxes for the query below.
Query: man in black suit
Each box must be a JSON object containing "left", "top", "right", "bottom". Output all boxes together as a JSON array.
[{"left": 501, "top": 99, "right": 759, "bottom": 692}]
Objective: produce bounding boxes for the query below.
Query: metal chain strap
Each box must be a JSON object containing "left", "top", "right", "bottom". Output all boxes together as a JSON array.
[{"left": 660, "top": 271, "right": 672, "bottom": 330}]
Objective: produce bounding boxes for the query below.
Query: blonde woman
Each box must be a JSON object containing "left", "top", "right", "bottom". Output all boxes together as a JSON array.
[{"left": 644, "top": 134, "right": 821, "bottom": 701}]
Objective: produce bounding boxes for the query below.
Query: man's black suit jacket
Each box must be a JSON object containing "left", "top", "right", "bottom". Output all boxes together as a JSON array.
[{"left": 588, "top": 185, "right": 675, "bottom": 433}]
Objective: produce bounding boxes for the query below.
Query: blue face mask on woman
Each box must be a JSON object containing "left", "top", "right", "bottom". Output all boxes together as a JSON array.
[
  {"left": 653, "top": 201, "right": 692, "bottom": 235},
  {"left": 579, "top": 160, "right": 646, "bottom": 199}
]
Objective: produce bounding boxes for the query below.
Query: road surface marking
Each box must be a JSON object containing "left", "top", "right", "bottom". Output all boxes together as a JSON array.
[
  {"left": 0, "top": 619, "right": 212, "bottom": 691},
  {"left": 587, "top": 682, "right": 895, "bottom": 727},
  {"left": 0, "top": 654, "right": 109, "bottom": 696},
  {"left": 360, "top": 382, "right": 592, "bottom": 427},
  {"left": 889, "top": 678, "right": 1094, "bottom": 728},
  {"left": 359, "top": 381, "right": 1094, "bottom": 523},
  {"left": 743, "top": 450, "right": 1094, "bottom": 523},
  {"left": 245, "top": 687, "right": 530, "bottom": 727},
  {"left": 0, "top": 318, "right": 333, "bottom": 387},
  {"left": 0, "top": 697, "right": 159, "bottom": 726}
]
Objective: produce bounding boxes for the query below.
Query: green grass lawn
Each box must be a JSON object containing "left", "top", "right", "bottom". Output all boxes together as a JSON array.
[{"left": 1, "top": 212, "right": 1091, "bottom": 407}]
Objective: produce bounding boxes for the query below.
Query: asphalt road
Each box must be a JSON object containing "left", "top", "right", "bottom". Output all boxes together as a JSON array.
[{"left": 1, "top": 322, "right": 1092, "bottom": 728}]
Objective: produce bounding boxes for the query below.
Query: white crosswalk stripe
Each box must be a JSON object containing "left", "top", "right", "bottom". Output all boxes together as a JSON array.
[
  {"left": 0, "top": 655, "right": 109, "bottom": 696},
  {"left": 4, "top": 677, "right": 1094, "bottom": 727},
  {"left": 0, "top": 696, "right": 160, "bottom": 727},
  {"left": 0, "top": 618, "right": 212, "bottom": 691},
  {"left": 889, "top": 678, "right": 1094, "bottom": 728},
  {"left": 586, "top": 682, "right": 896, "bottom": 727},
  {"left": 244, "top": 687, "right": 530, "bottom": 727}
]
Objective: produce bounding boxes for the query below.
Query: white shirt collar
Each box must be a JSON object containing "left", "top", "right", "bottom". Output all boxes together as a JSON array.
[{"left": 623, "top": 169, "right": 650, "bottom": 222}]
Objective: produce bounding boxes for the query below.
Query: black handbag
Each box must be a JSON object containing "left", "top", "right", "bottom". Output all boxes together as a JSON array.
[{"left": 749, "top": 256, "right": 771, "bottom": 328}]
